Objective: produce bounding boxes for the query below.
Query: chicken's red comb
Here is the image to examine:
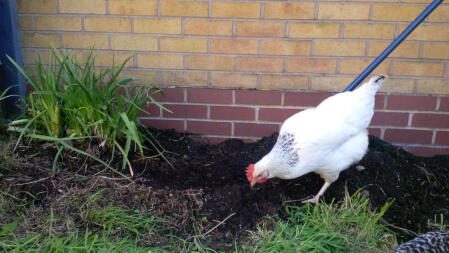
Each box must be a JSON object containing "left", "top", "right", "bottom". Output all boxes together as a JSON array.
[{"left": 246, "top": 164, "right": 254, "bottom": 182}]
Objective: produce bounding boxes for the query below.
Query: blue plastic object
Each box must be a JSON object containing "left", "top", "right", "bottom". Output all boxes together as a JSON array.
[
  {"left": 343, "top": 0, "right": 443, "bottom": 92},
  {"left": 0, "top": 0, "right": 25, "bottom": 114}
]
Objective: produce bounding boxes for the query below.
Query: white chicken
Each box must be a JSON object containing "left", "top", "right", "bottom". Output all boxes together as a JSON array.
[{"left": 246, "top": 75, "right": 386, "bottom": 203}]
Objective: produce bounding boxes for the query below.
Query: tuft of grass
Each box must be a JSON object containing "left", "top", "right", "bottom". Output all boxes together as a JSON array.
[
  {"left": 0, "top": 229, "right": 154, "bottom": 253},
  {"left": 7, "top": 49, "right": 171, "bottom": 175},
  {"left": 247, "top": 190, "right": 397, "bottom": 253},
  {"left": 86, "top": 206, "right": 161, "bottom": 238}
]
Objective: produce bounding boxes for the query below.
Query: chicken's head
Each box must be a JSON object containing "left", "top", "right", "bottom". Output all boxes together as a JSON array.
[{"left": 246, "top": 163, "right": 269, "bottom": 187}]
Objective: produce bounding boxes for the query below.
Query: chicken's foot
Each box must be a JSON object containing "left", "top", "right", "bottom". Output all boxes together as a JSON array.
[{"left": 301, "top": 181, "right": 331, "bottom": 204}]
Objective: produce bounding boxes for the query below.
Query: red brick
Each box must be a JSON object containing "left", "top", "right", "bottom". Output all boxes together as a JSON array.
[
  {"left": 368, "top": 128, "right": 381, "bottom": 138},
  {"left": 435, "top": 131, "right": 449, "bottom": 145},
  {"left": 187, "top": 88, "right": 232, "bottom": 104},
  {"left": 259, "top": 108, "right": 300, "bottom": 122},
  {"left": 404, "top": 146, "right": 449, "bottom": 157},
  {"left": 187, "top": 121, "right": 231, "bottom": 135},
  {"left": 143, "top": 103, "right": 162, "bottom": 117},
  {"left": 162, "top": 104, "right": 207, "bottom": 119},
  {"left": 234, "top": 123, "right": 280, "bottom": 137},
  {"left": 384, "top": 129, "right": 432, "bottom": 144},
  {"left": 140, "top": 119, "right": 184, "bottom": 132},
  {"left": 387, "top": 95, "right": 437, "bottom": 111},
  {"left": 375, "top": 95, "right": 385, "bottom": 109},
  {"left": 284, "top": 92, "right": 334, "bottom": 107},
  {"left": 153, "top": 88, "right": 185, "bottom": 102},
  {"left": 371, "top": 112, "right": 409, "bottom": 127},
  {"left": 412, "top": 113, "right": 449, "bottom": 128},
  {"left": 440, "top": 98, "right": 449, "bottom": 112},
  {"left": 210, "top": 106, "right": 255, "bottom": 121},
  {"left": 235, "top": 90, "right": 282, "bottom": 105}
]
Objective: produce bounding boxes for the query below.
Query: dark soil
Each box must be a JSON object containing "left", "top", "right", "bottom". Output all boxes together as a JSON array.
[{"left": 1, "top": 129, "right": 449, "bottom": 251}]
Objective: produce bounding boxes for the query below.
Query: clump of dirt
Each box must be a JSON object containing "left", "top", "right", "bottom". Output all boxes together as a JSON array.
[{"left": 1, "top": 129, "right": 449, "bottom": 251}]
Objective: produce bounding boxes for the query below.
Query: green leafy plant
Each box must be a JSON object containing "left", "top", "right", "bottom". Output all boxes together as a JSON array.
[
  {"left": 248, "top": 190, "right": 397, "bottom": 253},
  {"left": 7, "top": 49, "right": 170, "bottom": 175}
]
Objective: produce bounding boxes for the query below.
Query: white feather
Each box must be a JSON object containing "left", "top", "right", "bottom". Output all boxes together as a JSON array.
[{"left": 253, "top": 75, "right": 385, "bottom": 188}]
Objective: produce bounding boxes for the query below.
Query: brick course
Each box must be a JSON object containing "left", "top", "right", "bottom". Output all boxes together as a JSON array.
[
  {"left": 17, "top": 0, "right": 449, "bottom": 156},
  {"left": 142, "top": 87, "right": 449, "bottom": 156}
]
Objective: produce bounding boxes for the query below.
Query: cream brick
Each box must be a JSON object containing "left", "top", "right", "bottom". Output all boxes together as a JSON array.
[
  {"left": 134, "top": 18, "right": 181, "bottom": 34},
  {"left": 62, "top": 34, "right": 109, "bottom": 49},
  {"left": 379, "top": 78, "right": 414, "bottom": 94},
  {"left": 159, "top": 38, "right": 207, "bottom": 53},
  {"left": 60, "top": 0, "right": 106, "bottom": 14},
  {"left": 185, "top": 20, "right": 232, "bottom": 36},
  {"left": 373, "top": 5, "right": 424, "bottom": 21},
  {"left": 344, "top": 24, "right": 395, "bottom": 39},
  {"left": 403, "top": 25, "right": 449, "bottom": 42},
  {"left": 423, "top": 44, "right": 449, "bottom": 60},
  {"left": 161, "top": 0, "right": 208, "bottom": 17},
  {"left": 265, "top": 3, "right": 314, "bottom": 19},
  {"left": 210, "top": 39, "right": 258, "bottom": 54},
  {"left": 212, "top": 2, "right": 260, "bottom": 18},
  {"left": 35, "top": 16, "right": 81, "bottom": 31},
  {"left": 94, "top": 52, "right": 134, "bottom": 67},
  {"left": 19, "top": 16, "right": 34, "bottom": 30},
  {"left": 211, "top": 73, "right": 257, "bottom": 89},
  {"left": 109, "top": 0, "right": 157, "bottom": 15},
  {"left": 17, "top": 0, "right": 57, "bottom": 14},
  {"left": 416, "top": 79, "right": 449, "bottom": 95},
  {"left": 318, "top": 4, "right": 369, "bottom": 20},
  {"left": 311, "top": 76, "right": 354, "bottom": 91},
  {"left": 429, "top": 6, "right": 449, "bottom": 22},
  {"left": 236, "top": 57, "right": 284, "bottom": 72},
  {"left": 138, "top": 54, "right": 183, "bottom": 69},
  {"left": 187, "top": 56, "right": 233, "bottom": 71},
  {"left": 287, "top": 58, "right": 336, "bottom": 73},
  {"left": 368, "top": 42, "right": 420, "bottom": 58},
  {"left": 262, "top": 40, "right": 311, "bottom": 56},
  {"left": 111, "top": 35, "right": 157, "bottom": 51},
  {"left": 392, "top": 61, "right": 444, "bottom": 77},
  {"left": 236, "top": 22, "right": 285, "bottom": 37},
  {"left": 121, "top": 70, "right": 158, "bottom": 84},
  {"left": 339, "top": 59, "right": 389, "bottom": 75},
  {"left": 289, "top": 23, "right": 340, "bottom": 38},
  {"left": 22, "top": 49, "right": 51, "bottom": 64},
  {"left": 315, "top": 41, "right": 365, "bottom": 56},
  {"left": 22, "top": 33, "right": 59, "bottom": 48},
  {"left": 160, "top": 72, "right": 208, "bottom": 86},
  {"left": 84, "top": 17, "right": 131, "bottom": 33},
  {"left": 260, "top": 75, "right": 309, "bottom": 90}
]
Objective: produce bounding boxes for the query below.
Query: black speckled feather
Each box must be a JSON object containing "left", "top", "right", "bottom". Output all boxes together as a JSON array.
[
  {"left": 390, "top": 230, "right": 449, "bottom": 253},
  {"left": 272, "top": 132, "right": 299, "bottom": 167}
]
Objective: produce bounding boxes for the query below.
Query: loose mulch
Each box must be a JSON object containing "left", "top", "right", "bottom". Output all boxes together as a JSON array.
[{"left": 1, "top": 128, "right": 448, "bottom": 251}]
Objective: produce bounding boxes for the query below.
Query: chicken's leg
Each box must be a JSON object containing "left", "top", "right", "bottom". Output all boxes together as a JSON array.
[{"left": 302, "top": 181, "right": 331, "bottom": 203}]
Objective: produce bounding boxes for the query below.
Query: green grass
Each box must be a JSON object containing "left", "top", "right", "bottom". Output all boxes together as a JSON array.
[
  {"left": 7, "top": 49, "right": 170, "bottom": 175},
  {"left": 0, "top": 188, "right": 400, "bottom": 253},
  {"left": 246, "top": 190, "right": 397, "bottom": 253}
]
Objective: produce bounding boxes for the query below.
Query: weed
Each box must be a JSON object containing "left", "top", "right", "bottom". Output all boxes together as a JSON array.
[
  {"left": 247, "top": 190, "right": 397, "bottom": 253},
  {"left": 7, "top": 49, "right": 170, "bottom": 175}
]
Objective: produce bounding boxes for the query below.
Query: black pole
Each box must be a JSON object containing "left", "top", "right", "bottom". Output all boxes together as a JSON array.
[
  {"left": 343, "top": 0, "right": 443, "bottom": 92},
  {"left": 0, "top": 0, "right": 25, "bottom": 115}
]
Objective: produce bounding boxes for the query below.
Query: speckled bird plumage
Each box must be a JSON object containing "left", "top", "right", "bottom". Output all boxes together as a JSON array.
[
  {"left": 391, "top": 230, "right": 449, "bottom": 253},
  {"left": 250, "top": 75, "right": 386, "bottom": 202}
]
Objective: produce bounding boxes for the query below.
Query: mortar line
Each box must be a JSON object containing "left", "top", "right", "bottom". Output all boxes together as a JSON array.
[
  {"left": 105, "top": 0, "right": 110, "bottom": 15},
  {"left": 56, "top": 0, "right": 60, "bottom": 13}
]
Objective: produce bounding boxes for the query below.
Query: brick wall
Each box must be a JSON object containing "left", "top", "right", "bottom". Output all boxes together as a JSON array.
[{"left": 16, "top": 0, "right": 449, "bottom": 156}]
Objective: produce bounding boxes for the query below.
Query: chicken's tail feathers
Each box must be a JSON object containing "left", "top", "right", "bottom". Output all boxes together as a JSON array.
[{"left": 358, "top": 74, "right": 387, "bottom": 94}]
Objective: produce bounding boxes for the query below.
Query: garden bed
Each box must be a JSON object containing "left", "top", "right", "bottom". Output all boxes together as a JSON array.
[{"left": 2, "top": 128, "right": 449, "bottom": 251}]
